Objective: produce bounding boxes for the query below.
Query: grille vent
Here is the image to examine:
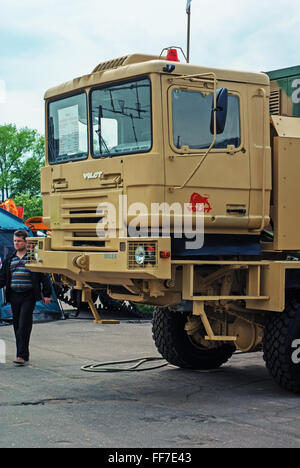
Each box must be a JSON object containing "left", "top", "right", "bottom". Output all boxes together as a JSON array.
[
  {"left": 92, "top": 56, "right": 129, "bottom": 73},
  {"left": 92, "top": 54, "right": 162, "bottom": 74},
  {"left": 270, "top": 89, "right": 281, "bottom": 115}
]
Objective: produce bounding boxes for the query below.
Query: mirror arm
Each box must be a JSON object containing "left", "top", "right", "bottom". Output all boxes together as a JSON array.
[{"left": 170, "top": 74, "right": 218, "bottom": 193}]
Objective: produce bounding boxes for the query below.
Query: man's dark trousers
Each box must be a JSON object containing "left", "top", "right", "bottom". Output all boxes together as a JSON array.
[{"left": 10, "top": 290, "right": 36, "bottom": 361}]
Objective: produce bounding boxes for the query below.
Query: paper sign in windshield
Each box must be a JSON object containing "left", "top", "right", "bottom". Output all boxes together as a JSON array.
[{"left": 58, "top": 105, "right": 79, "bottom": 155}]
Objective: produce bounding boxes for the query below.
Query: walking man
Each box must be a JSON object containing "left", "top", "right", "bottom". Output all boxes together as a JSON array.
[{"left": 0, "top": 230, "right": 52, "bottom": 365}]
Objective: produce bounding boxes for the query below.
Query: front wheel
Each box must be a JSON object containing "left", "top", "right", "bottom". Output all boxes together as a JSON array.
[
  {"left": 263, "top": 294, "right": 300, "bottom": 394},
  {"left": 152, "top": 308, "right": 234, "bottom": 370}
]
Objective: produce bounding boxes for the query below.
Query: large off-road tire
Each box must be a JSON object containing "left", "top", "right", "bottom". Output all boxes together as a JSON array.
[
  {"left": 263, "top": 294, "right": 300, "bottom": 394},
  {"left": 152, "top": 308, "right": 234, "bottom": 370}
]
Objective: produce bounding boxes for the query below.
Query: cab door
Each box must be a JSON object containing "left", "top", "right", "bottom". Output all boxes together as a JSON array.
[{"left": 161, "top": 75, "right": 251, "bottom": 235}]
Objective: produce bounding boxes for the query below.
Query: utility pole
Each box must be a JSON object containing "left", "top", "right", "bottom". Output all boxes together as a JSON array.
[{"left": 186, "top": 0, "right": 192, "bottom": 63}]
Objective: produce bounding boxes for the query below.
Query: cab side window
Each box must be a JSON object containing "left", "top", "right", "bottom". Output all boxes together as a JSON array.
[{"left": 172, "top": 89, "right": 241, "bottom": 150}]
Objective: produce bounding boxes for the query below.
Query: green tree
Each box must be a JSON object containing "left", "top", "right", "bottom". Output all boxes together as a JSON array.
[
  {"left": 0, "top": 124, "right": 44, "bottom": 200},
  {"left": 12, "top": 153, "right": 44, "bottom": 197},
  {"left": 14, "top": 193, "right": 43, "bottom": 220}
]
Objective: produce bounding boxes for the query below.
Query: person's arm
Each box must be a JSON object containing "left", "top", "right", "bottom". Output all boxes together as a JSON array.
[
  {"left": 40, "top": 273, "right": 52, "bottom": 304},
  {"left": 0, "top": 258, "right": 8, "bottom": 289}
]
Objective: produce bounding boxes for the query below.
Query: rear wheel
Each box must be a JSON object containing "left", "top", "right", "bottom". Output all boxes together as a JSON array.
[
  {"left": 152, "top": 308, "right": 234, "bottom": 370},
  {"left": 263, "top": 294, "right": 300, "bottom": 394}
]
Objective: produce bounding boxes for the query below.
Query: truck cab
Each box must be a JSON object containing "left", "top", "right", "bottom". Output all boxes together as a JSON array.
[{"left": 31, "top": 52, "right": 271, "bottom": 286}]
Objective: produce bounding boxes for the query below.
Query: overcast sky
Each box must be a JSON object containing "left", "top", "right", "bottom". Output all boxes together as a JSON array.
[{"left": 1, "top": 0, "right": 300, "bottom": 134}]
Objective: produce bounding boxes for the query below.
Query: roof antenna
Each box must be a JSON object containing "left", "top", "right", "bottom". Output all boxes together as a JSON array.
[{"left": 186, "top": 0, "right": 192, "bottom": 63}]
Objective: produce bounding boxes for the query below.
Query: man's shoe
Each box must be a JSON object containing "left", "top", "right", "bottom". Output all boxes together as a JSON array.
[{"left": 13, "top": 357, "right": 25, "bottom": 366}]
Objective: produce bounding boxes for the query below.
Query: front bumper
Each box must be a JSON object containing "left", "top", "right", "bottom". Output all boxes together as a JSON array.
[{"left": 26, "top": 236, "right": 172, "bottom": 284}]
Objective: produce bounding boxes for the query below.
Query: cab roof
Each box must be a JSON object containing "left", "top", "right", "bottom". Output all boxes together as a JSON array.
[{"left": 44, "top": 53, "right": 270, "bottom": 100}]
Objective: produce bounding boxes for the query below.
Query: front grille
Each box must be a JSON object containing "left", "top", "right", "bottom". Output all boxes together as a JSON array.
[
  {"left": 53, "top": 189, "right": 123, "bottom": 251},
  {"left": 72, "top": 240, "right": 105, "bottom": 247},
  {"left": 63, "top": 231, "right": 107, "bottom": 249},
  {"left": 60, "top": 192, "right": 110, "bottom": 229},
  {"left": 72, "top": 233, "right": 105, "bottom": 247},
  {"left": 128, "top": 241, "right": 158, "bottom": 269},
  {"left": 68, "top": 210, "right": 103, "bottom": 224},
  {"left": 60, "top": 192, "right": 109, "bottom": 249}
]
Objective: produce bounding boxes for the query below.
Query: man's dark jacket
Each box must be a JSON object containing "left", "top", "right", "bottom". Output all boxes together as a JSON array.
[{"left": 0, "top": 252, "right": 52, "bottom": 303}]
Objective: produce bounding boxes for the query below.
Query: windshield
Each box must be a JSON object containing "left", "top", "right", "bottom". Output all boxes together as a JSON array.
[
  {"left": 48, "top": 93, "right": 88, "bottom": 164},
  {"left": 172, "top": 89, "right": 241, "bottom": 150},
  {"left": 90, "top": 78, "right": 152, "bottom": 158}
]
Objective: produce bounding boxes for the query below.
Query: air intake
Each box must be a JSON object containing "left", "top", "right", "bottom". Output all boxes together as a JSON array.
[
  {"left": 270, "top": 89, "right": 281, "bottom": 115},
  {"left": 92, "top": 54, "right": 163, "bottom": 73}
]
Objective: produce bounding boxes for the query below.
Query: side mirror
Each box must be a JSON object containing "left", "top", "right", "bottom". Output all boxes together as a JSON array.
[{"left": 210, "top": 88, "right": 228, "bottom": 135}]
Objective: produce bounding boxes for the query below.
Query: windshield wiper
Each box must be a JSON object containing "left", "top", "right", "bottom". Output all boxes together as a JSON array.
[
  {"left": 96, "top": 105, "right": 111, "bottom": 157},
  {"left": 130, "top": 113, "right": 138, "bottom": 143}
]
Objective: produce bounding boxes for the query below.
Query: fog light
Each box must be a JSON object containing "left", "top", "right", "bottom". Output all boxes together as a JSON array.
[{"left": 146, "top": 245, "right": 156, "bottom": 264}]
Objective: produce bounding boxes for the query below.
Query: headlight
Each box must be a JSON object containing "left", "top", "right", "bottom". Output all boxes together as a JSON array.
[
  {"left": 134, "top": 246, "right": 145, "bottom": 265},
  {"left": 34, "top": 244, "right": 39, "bottom": 262}
]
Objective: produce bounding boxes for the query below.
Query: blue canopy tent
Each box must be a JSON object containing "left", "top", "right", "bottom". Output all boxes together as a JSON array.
[{"left": 0, "top": 207, "right": 62, "bottom": 323}]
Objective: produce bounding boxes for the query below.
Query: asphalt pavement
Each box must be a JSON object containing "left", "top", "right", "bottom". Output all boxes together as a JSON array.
[{"left": 0, "top": 314, "right": 299, "bottom": 449}]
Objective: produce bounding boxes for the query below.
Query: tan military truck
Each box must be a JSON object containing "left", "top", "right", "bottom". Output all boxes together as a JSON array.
[{"left": 26, "top": 48, "right": 300, "bottom": 393}]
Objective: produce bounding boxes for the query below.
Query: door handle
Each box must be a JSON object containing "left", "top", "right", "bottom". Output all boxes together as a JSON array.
[
  {"left": 100, "top": 174, "right": 122, "bottom": 187},
  {"left": 52, "top": 179, "right": 68, "bottom": 190}
]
